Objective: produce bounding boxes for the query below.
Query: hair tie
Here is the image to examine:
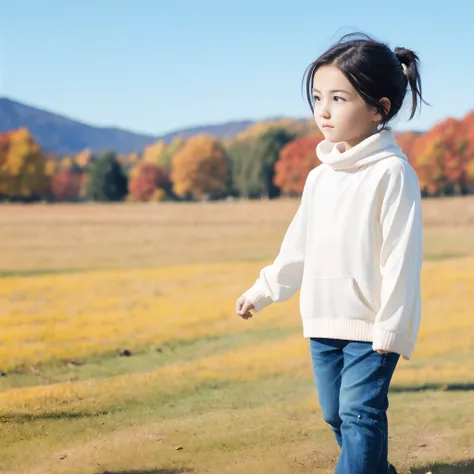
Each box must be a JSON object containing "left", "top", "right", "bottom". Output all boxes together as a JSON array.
[{"left": 401, "top": 63, "right": 408, "bottom": 75}]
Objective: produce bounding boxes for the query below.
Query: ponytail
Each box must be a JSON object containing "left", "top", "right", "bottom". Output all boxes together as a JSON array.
[{"left": 394, "top": 47, "right": 429, "bottom": 120}]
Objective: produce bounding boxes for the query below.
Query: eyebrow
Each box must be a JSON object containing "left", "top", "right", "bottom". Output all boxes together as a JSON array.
[{"left": 312, "top": 88, "right": 351, "bottom": 94}]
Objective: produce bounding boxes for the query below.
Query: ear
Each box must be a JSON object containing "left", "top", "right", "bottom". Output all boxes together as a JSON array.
[{"left": 373, "top": 97, "right": 391, "bottom": 122}]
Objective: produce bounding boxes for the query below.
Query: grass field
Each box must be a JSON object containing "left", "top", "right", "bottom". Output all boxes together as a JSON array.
[{"left": 0, "top": 197, "right": 473, "bottom": 474}]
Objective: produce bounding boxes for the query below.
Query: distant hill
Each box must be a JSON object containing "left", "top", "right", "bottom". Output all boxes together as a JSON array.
[
  {"left": 0, "top": 97, "right": 429, "bottom": 157},
  {"left": 0, "top": 97, "right": 269, "bottom": 155}
]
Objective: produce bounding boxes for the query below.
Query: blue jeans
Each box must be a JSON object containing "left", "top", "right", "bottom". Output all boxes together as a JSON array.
[{"left": 309, "top": 337, "right": 400, "bottom": 474}]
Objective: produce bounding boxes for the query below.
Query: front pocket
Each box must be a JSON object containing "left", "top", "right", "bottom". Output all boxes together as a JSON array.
[{"left": 300, "top": 275, "right": 375, "bottom": 320}]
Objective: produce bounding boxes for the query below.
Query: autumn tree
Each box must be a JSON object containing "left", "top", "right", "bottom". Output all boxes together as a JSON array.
[
  {"left": 0, "top": 128, "right": 49, "bottom": 201},
  {"left": 51, "top": 168, "right": 83, "bottom": 202},
  {"left": 75, "top": 148, "right": 95, "bottom": 170},
  {"left": 274, "top": 135, "right": 323, "bottom": 196},
  {"left": 143, "top": 138, "right": 185, "bottom": 171},
  {"left": 171, "top": 135, "right": 231, "bottom": 201},
  {"left": 86, "top": 151, "right": 128, "bottom": 201},
  {"left": 412, "top": 118, "right": 470, "bottom": 196},
  {"left": 234, "top": 118, "right": 313, "bottom": 142},
  {"left": 158, "top": 138, "right": 185, "bottom": 171},
  {"left": 395, "top": 132, "right": 420, "bottom": 163},
  {"left": 129, "top": 162, "right": 172, "bottom": 201}
]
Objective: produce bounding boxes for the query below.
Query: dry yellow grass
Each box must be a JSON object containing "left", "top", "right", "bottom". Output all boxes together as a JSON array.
[
  {"left": 0, "top": 251, "right": 473, "bottom": 373},
  {"left": 0, "top": 198, "right": 473, "bottom": 474},
  {"left": 0, "top": 255, "right": 473, "bottom": 415},
  {"left": 0, "top": 196, "right": 474, "bottom": 272}
]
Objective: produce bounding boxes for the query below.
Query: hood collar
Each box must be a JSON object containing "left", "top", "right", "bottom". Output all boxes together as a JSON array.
[{"left": 316, "top": 129, "right": 405, "bottom": 171}]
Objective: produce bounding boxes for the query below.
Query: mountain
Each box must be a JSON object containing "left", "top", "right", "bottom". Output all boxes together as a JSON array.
[{"left": 0, "top": 97, "right": 264, "bottom": 155}]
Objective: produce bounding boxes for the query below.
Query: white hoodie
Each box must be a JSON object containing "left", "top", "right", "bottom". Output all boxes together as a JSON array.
[{"left": 242, "top": 129, "right": 423, "bottom": 361}]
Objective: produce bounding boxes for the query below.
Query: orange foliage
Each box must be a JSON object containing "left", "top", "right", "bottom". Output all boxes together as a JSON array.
[
  {"left": 395, "top": 131, "right": 420, "bottom": 162},
  {"left": 411, "top": 115, "right": 473, "bottom": 195}
]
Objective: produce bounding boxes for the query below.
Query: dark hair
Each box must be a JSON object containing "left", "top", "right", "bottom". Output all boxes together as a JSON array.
[{"left": 302, "top": 32, "right": 429, "bottom": 129}]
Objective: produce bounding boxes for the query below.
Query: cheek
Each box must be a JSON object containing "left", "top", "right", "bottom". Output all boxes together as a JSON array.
[{"left": 340, "top": 104, "right": 372, "bottom": 125}]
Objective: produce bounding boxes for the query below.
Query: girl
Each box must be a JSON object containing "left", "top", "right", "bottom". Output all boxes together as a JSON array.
[{"left": 235, "top": 33, "right": 426, "bottom": 474}]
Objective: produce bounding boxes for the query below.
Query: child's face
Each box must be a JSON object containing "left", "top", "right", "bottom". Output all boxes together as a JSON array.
[{"left": 312, "top": 65, "right": 382, "bottom": 147}]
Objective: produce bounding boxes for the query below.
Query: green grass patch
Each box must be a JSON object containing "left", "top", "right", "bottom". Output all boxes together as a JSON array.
[{"left": 0, "top": 324, "right": 301, "bottom": 391}]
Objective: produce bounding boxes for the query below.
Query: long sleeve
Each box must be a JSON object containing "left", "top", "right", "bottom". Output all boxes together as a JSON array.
[
  {"left": 372, "top": 161, "right": 423, "bottom": 360},
  {"left": 242, "top": 170, "right": 315, "bottom": 312}
]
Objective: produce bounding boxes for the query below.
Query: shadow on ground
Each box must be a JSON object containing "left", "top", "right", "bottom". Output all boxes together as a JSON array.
[
  {"left": 391, "top": 383, "right": 474, "bottom": 392},
  {"left": 410, "top": 460, "right": 474, "bottom": 474},
  {"left": 0, "top": 410, "right": 109, "bottom": 423}
]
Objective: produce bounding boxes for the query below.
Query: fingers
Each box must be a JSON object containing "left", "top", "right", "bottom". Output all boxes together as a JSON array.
[
  {"left": 235, "top": 297, "right": 244, "bottom": 314},
  {"left": 236, "top": 296, "right": 254, "bottom": 319},
  {"left": 240, "top": 300, "right": 252, "bottom": 314}
]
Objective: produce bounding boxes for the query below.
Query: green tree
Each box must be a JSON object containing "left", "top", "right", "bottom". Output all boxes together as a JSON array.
[
  {"left": 228, "top": 128, "right": 297, "bottom": 199},
  {"left": 86, "top": 151, "right": 128, "bottom": 201},
  {"left": 254, "top": 127, "right": 296, "bottom": 199},
  {"left": 227, "top": 139, "right": 262, "bottom": 198}
]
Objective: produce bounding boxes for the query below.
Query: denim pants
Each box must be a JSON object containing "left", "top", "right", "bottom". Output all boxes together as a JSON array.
[{"left": 309, "top": 337, "right": 400, "bottom": 474}]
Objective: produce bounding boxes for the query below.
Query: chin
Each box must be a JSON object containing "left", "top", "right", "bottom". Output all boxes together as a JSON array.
[{"left": 321, "top": 128, "right": 342, "bottom": 143}]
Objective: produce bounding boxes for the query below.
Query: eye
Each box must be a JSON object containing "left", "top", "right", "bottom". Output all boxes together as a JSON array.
[
  {"left": 312, "top": 95, "right": 321, "bottom": 102},
  {"left": 334, "top": 96, "right": 345, "bottom": 102}
]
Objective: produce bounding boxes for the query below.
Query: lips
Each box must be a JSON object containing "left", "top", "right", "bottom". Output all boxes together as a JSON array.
[{"left": 322, "top": 124, "right": 334, "bottom": 128}]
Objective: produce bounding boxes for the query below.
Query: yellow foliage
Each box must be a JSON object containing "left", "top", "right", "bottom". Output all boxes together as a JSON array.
[
  {"left": 171, "top": 134, "right": 230, "bottom": 199},
  {"left": 0, "top": 128, "right": 49, "bottom": 198},
  {"left": 151, "top": 187, "right": 167, "bottom": 201},
  {"left": 75, "top": 148, "right": 93, "bottom": 168},
  {"left": 234, "top": 119, "right": 315, "bottom": 142},
  {"left": 142, "top": 140, "right": 167, "bottom": 164},
  {"left": 44, "top": 159, "right": 58, "bottom": 176},
  {"left": 60, "top": 156, "right": 74, "bottom": 169}
]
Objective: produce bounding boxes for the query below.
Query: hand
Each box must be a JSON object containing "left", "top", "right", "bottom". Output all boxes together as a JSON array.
[
  {"left": 236, "top": 296, "right": 254, "bottom": 320},
  {"left": 375, "top": 349, "right": 391, "bottom": 355}
]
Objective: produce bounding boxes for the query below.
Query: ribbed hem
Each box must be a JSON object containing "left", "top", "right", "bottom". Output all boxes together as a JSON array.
[{"left": 302, "top": 318, "right": 414, "bottom": 360}]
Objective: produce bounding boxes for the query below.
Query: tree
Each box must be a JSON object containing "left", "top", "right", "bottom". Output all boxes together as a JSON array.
[
  {"left": 171, "top": 135, "right": 231, "bottom": 201},
  {"left": 252, "top": 127, "right": 296, "bottom": 198},
  {"left": 86, "top": 151, "right": 128, "bottom": 201},
  {"left": 274, "top": 135, "right": 323, "bottom": 196},
  {"left": 227, "top": 139, "right": 261, "bottom": 198},
  {"left": 51, "top": 168, "right": 83, "bottom": 202},
  {"left": 412, "top": 118, "right": 470, "bottom": 196},
  {"left": 395, "top": 131, "right": 420, "bottom": 164},
  {"left": 142, "top": 138, "right": 185, "bottom": 172},
  {"left": 0, "top": 128, "right": 49, "bottom": 201},
  {"left": 129, "top": 162, "right": 172, "bottom": 201}
]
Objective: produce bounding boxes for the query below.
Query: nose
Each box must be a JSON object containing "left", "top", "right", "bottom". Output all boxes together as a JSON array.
[{"left": 318, "top": 101, "right": 330, "bottom": 119}]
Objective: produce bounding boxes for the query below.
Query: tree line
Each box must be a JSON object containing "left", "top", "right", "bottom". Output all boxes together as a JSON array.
[{"left": 1, "top": 113, "right": 474, "bottom": 203}]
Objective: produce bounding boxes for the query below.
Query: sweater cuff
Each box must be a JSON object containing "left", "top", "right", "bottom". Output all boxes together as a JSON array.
[
  {"left": 372, "top": 326, "right": 415, "bottom": 360},
  {"left": 242, "top": 285, "right": 273, "bottom": 312}
]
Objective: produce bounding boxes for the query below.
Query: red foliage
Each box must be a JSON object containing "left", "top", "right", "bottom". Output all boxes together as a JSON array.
[
  {"left": 395, "top": 132, "right": 419, "bottom": 162},
  {"left": 274, "top": 135, "right": 324, "bottom": 196},
  {"left": 51, "top": 169, "right": 83, "bottom": 202},
  {"left": 129, "top": 162, "right": 171, "bottom": 201}
]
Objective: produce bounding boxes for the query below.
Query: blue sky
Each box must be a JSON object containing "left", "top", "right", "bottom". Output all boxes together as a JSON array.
[{"left": 1, "top": 0, "right": 473, "bottom": 137}]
